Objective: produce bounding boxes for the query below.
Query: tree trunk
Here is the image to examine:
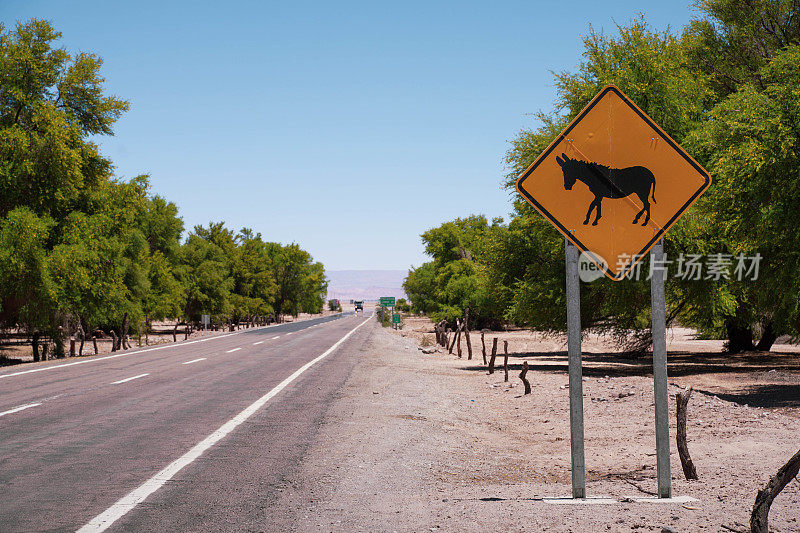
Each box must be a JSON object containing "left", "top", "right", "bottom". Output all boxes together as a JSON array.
[
  {"left": 755, "top": 321, "right": 777, "bottom": 352},
  {"left": 676, "top": 386, "right": 698, "bottom": 480},
  {"left": 76, "top": 323, "right": 85, "bottom": 356},
  {"left": 488, "top": 337, "right": 498, "bottom": 374},
  {"left": 92, "top": 334, "right": 99, "bottom": 355},
  {"left": 109, "top": 330, "right": 118, "bottom": 352},
  {"left": 448, "top": 320, "right": 460, "bottom": 354},
  {"left": 519, "top": 361, "right": 531, "bottom": 394},
  {"left": 456, "top": 322, "right": 463, "bottom": 358},
  {"left": 32, "top": 332, "right": 41, "bottom": 362},
  {"left": 55, "top": 326, "right": 65, "bottom": 358},
  {"left": 119, "top": 312, "right": 129, "bottom": 350},
  {"left": 173, "top": 321, "right": 179, "bottom": 342},
  {"left": 727, "top": 321, "right": 755, "bottom": 353},
  {"left": 750, "top": 448, "right": 800, "bottom": 533},
  {"left": 481, "top": 331, "right": 487, "bottom": 365},
  {"left": 69, "top": 337, "right": 75, "bottom": 357},
  {"left": 464, "top": 307, "right": 473, "bottom": 360},
  {"left": 503, "top": 340, "right": 509, "bottom": 382}
]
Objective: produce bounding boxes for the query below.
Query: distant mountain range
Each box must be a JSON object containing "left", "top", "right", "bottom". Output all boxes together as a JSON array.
[{"left": 325, "top": 270, "right": 408, "bottom": 302}]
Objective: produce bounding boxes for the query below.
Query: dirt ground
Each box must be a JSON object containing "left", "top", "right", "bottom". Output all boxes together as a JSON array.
[
  {"left": 0, "top": 310, "right": 340, "bottom": 365},
  {"left": 401, "top": 318, "right": 800, "bottom": 421},
  {"left": 271, "top": 317, "right": 800, "bottom": 532}
]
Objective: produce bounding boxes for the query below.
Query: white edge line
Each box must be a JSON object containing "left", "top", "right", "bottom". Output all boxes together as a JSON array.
[
  {"left": 226, "top": 347, "right": 242, "bottom": 353},
  {"left": 110, "top": 373, "right": 149, "bottom": 385},
  {"left": 0, "top": 402, "right": 42, "bottom": 417},
  {"left": 77, "top": 315, "right": 372, "bottom": 533},
  {"left": 182, "top": 358, "right": 207, "bottom": 365},
  {"left": 0, "top": 322, "right": 293, "bottom": 380}
]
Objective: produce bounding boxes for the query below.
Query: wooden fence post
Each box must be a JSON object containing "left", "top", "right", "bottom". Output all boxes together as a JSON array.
[
  {"left": 519, "top": 361, "right": 531, "bottom": 394},
  {"left": 503, "top": 340, "right": 509, "bottom": 382},
  {"left": 676, "top": 387, "right": 698, "bottom": 480},
  {"left": 464, "top": 307, "right": 473, "bottom": 360},
  {"left": 488, "top": 337, "right": 498, "bottom": 374}
]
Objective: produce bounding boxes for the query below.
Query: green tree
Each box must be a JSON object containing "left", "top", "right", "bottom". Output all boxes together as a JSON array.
[
  {"left": 0, "top": 19, "right": 128, "bottom": 219},
  {"left": 496, "top": 18, "right": 713, "bottom": 349},
  {"left": 231, "top": 228, "right": 277, "bottom": 319},
  {"left": 686, "top": 44, "right": 800, "bottom": 351},
  {"left": 178, "top": 224, "right": 235, "bottom": 323},
  {"left": 685, "top": 0, "right": 800, "bottom": 98},
  {"left": 269, "top": 243, "right": 317, "bottom": 319},
  {"left": 0, "top": 19, "right": 135, "bottom": 352},
  {"left": 404, "top": 215, "right": 506, "bottom": 327},
  {"left": 0, "top": 208, "right": 56, "bottom": 359}
]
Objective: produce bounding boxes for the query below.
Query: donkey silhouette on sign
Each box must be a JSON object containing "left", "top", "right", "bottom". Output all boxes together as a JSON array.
[{"left": 555, "top": 153, "right": 656, "bottom": 226}]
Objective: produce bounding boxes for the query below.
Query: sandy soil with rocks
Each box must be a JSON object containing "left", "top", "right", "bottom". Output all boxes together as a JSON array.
[{"left": 270, "top": 318, "right": 799, "bottom": 532}]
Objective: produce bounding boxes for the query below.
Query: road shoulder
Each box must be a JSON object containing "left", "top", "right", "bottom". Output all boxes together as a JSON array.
[{"left": 268, "top": 325, "right": 800, "bottom": 532}]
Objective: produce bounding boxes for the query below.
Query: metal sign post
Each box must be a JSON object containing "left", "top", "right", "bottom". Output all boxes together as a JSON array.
[
  {"left": 650, "top": 240, "right": 672, "bottom": 498},
  {"left": 565, "top": 239, "right": 586, "bottom": 498}
]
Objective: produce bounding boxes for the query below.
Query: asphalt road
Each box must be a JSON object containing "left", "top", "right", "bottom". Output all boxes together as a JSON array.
[{"left": 0, "top": 311, "right": 374, "bottom": 532}]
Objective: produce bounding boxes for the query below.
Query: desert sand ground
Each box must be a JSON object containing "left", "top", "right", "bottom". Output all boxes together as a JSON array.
[{"left": 269, "top": 317, "right": 799, "bottom": 532}]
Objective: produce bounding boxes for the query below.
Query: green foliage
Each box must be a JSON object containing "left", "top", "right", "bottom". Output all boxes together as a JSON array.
[
  {"left": 267, "top": 243, "right": 326, "bottom": 317},
  {"left": 498, "top": 18, "right": 712, "bottom": 346},
  {"left": 685, "top": 0, "right": 800, "bottom": 98},
  {"left": 685, "top": 44, "right": 800, "bottom": 341},
  {"left": 395, "top": 298, "right": 411, "bottom": 313},
  {"left": 0, "top": 208, "right": 56, "bottom": 331},
  {"left": 404, "top": 216, "right": 507, "bottom": 328},
  {"left": 0, "top": 19, "right": 128, "bottom": 219}
]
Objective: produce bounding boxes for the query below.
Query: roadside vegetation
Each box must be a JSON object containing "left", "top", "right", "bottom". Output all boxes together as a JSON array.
[
  {"left": 0, "top": 20, "right": 327, "bottom": 360},
  {"left": 405, "top": 0, "right": 800, "bottom": 354}
]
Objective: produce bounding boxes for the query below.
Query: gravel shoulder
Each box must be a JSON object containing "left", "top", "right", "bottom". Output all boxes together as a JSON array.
[{"left": 269, "top": 320, "right": 799, "bottom": 532}]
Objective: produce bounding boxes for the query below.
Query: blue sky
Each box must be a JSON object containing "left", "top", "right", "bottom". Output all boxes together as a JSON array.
[{"left": 3, "top": 1, "right": 699, "bottom": 270}]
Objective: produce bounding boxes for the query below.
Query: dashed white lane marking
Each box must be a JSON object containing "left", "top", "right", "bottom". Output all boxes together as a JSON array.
[
  {"left": 78, "top": 315, "right": 373, "bottom": 533},
  {"left": 110, "top": 374, "right": 149, "bottom": 385},
  {"left": 226, "top": 348, "right": 241, "bottom": 353},
  {"left": 182, "top": 358, "right": 206, "bottom": 365},
  {"left": 252, "top": 341, "right": 264, "bottom": 346},
  {"left": 286, "top": 332, "right": 293, "bottom": 335},
  {"left": 0, "top": 402, "right": 42, "bottom": 417},
  {"left": 271, "top": 336, "right": 280, "bottom": 340}
]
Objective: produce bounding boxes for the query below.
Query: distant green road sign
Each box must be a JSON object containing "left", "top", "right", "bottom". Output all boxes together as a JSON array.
[
  {"left": 380, "top": 297, "right": 395, "bottom": 307},
  {"left": 392, "top": 313, "right": 401, "bottom": 324}
]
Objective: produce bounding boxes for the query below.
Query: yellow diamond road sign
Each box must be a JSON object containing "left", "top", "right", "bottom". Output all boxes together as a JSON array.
[{"left": 515, "top": 85, "right": 711, "bottom": 281}]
